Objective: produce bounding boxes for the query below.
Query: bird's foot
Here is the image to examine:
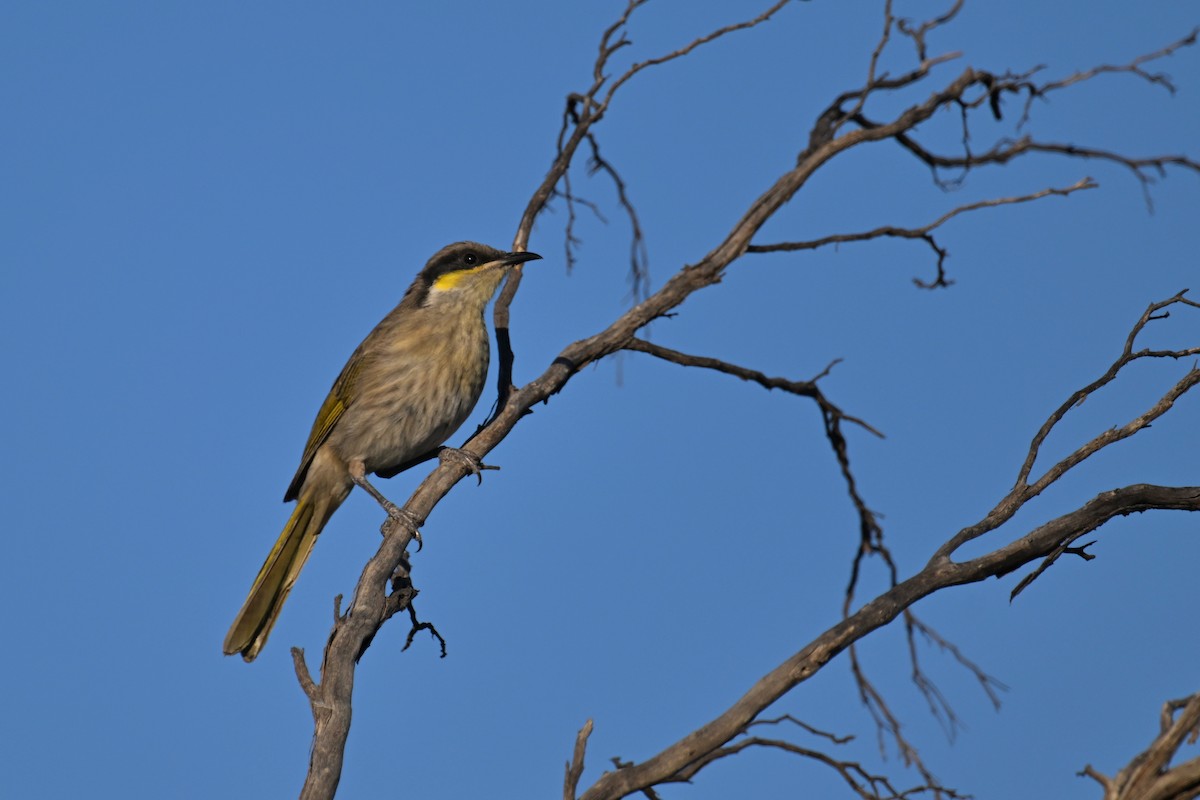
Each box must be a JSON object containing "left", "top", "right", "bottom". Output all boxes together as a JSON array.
[
  {"left": 349, "top": 459, "right": 424, "bottom": 550},
  {"left": 438, "top": 447, "right": 499, "bottom": 486},
  {"left": 379, "top": 502, "right": 423, "bottom": 550}
]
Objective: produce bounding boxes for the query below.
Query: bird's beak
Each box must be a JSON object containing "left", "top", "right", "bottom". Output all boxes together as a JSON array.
[{"left": 500, "top": 251, "right": 542, "bottom": 267}]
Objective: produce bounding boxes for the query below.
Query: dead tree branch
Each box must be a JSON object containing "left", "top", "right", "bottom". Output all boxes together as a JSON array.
[
  {"left": 1081, "top": 692, "right": 1200, "bottom": 800},
  {"left": 564, "top": 719, "right": 595, "bottom": 800},
  {"left": 291, "top": 2, "right": 1200, "bottom": 796},
  {"left": 747, "top": 178, "right": 1097, "bottom": 287},
  {"left": 490, "top": 0, "right": 788, "bottom": 414},
  {"left": 1019, "top": 27, "right": 1199, "bottom": 125},
  {"left": 932, "top": 291, "right": 1200, "bottom": 572},
  {"left": 576, "top": 477, "right": 1200, "bottom": 800}
]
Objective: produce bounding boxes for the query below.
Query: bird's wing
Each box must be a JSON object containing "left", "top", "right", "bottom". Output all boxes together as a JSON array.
[{"left": 283, "top": 352, "right": 367, "bottom": 502}]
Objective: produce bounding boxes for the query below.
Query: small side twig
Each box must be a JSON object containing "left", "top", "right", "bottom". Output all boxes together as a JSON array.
[
  {"left": 291, "top": 647, "right": 319, "bottom": 704},
  {"left": 747, "top": 714, "right": 855, "bottom": 746},
  {"left": 623, "top": 337, "right": 887, "bottom": 582},
  {"left": 748, "top": 178, "right": 1097, "bottom": 288},
  {"left": 935, "top": 291, "right": 1200, "bottom": 565},
  {"left": 897, "top": 0, "right": 965, "bottom": 62},
  {"left": 564, "top": 719, "right": 595, "bottom": 800},
  {"left": 402, "top": 603, "right": 446, "bottom": 657},
  {"left": 622, "top": 339, "right": 882, "bottom": 437},
  {"left": 1020, "top": 27, "right": 1199, "bottom": 125}
]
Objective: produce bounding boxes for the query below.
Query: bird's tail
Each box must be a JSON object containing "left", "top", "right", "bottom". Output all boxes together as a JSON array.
[{"left": 223, "top": 492, "right": 337, "bottom": 662}]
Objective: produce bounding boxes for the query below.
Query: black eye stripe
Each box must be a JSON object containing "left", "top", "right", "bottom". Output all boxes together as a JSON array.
[{"left": 418, "top": 243, "right": 502, "bottom": 288}]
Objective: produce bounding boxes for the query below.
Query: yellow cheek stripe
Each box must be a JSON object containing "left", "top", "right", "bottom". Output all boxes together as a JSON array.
[{"left": 432, "top": 265, "right": 483, "bottom": 292}]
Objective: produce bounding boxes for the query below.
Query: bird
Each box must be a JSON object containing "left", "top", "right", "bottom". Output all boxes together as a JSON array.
[{"left": 223, "top": 241, "right": 541, "bottom": 662}]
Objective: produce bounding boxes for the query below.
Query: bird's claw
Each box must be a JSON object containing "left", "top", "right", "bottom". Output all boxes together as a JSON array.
[
  {"left": 438, "top": 446, "right": 499, "bottom": 486},
  {"left": 380, "top": 502, "right": 423, "bottom": 551}
]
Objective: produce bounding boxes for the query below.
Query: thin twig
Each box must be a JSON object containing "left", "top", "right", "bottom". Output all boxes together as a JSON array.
[
  {"left": 898, "top": 0, "right": 965, "bottom": 62},
  {"left": 748, "top": 714, "right": 855, "bottom": 746},
  {"left": 1019, "top": 27, "right": 1199, "bottom": 126},
  {"left": 622, "top": 339, "right": 883, "bottom": 437},
  {"left": 291, "top": 647, "right": 318, "bottom": 703},
  {"left": 602, "top": 0, "right": 793, "bottom": 108},
  {"left": 934, "top": 291, "right": 1200, "bottom": 564},
  {"left": 564, "top": 719, "right": 594, "bottom": 800},
  {"left": 833, "top": 0, "right": 896, "bottom": 131},
  {"left": 748, "top": 179, "right": 1096, "bottom": 288},
  {"left": 291, "top": 5, "right": 1200, "bottom": 796}
]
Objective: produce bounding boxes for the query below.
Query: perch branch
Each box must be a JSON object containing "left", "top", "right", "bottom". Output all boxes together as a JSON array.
[{"left": 292, "top": 3, "right": 1200, "bottom": 795}]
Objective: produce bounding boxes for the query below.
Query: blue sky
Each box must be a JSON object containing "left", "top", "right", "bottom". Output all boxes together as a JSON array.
[{"left": 3, "top": 2, "right": 1198, "bottom": 798}]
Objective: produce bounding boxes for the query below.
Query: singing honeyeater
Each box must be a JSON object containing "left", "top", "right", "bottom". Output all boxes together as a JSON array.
[{"left": 223, "top": 242, "right": 541, "bottom": 662}]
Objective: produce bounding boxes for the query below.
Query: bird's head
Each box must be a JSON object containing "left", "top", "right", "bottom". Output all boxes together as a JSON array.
[{"left": 415, "top": 241, "right": 541, "bottom": 308}]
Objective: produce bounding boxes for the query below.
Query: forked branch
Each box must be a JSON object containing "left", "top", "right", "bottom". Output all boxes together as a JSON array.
[
  {"left": 1081, "top": 692, "right": 1200, "bottom": 800},
  {"left": 748, "top": 178, "right": 1097, "bottom": 287},
  {"left": 574, "top": 297, "right": 1199, "bottom": 798},
  {"left": 291, "top": 2, "right": 1200, "bottom": 797}
]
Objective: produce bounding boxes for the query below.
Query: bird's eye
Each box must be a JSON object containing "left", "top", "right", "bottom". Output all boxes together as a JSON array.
[{"left": 463, "top": 253, "right": 478, "bottom": 266}]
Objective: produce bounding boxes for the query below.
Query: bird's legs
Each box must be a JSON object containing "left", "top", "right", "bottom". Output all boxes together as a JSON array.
[{"left": 348, "top": 459, "right": 423, "bottom": 546}]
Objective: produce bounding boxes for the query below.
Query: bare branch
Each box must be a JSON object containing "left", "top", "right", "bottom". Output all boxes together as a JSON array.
[
  {"left": 553, "top": 185, "right": 607, "bottom": 270},
  {"left": 748, "top": 178, "right": 1096, "bottom": 287},
  {"left": 594, "top": 0, "right": 646, "bottom": 87},
  {"left": 296, "top": 519, "right": 420, "bottom": 800},
  {"left": 1020, "top": 27, "right": 1200, "bottom": 125},
  {"left": 848, "top": 562, "right": 1007, "bottom": 767},
  {"left": 623, "top": 339, "right": 883, "bottom": 437},
  {"left": 602, "top": 0, "right": 793, "bottom": 107},
  {"left": 1079, "top": 764, "right": 1116, "bottom": 796},
  {"left": 495, "top": 0, "right": 788, "bottom": 417},
  {"left": 748, "top": 714, "right": 855, "bottom": 746},
  {"left": 401, "top": 602, "right": 446, "bottom": 657},
  {"left": 834, "top": 0, "right": 896, "bottom": 129},
  {"left": 820, "top": 0, "right": 967, "bottom": 142},
  {"left": 849, "top": 644, "right": 934, "bottom": 779},
  {"left": 935, "top": 291, "right": 1200, "bottom": 563},
  {"left": 564, "top": 719, "right": 594, "bottom": 800},
  {"left": 821, "top": 51, "right": 963, "bottom": 147},
  {"left": 577, "top": 481, "right": 1200, "bottom": 800},
  {"left": 1083, "top": 692, "right": 1200, "bottom": 800},
  {"left": 1008, "top": 537, "right": 1097, "bottom": 600},
  {"left": 623, "top": 337, "right": 889, "bottom": 600},
  {"left": 289, "top": 3, "right": 1200, "bottom": 794},
  {"left": 577, "top": 285, "right": 1200, "bottom": 798},
  {"left": 749, "top": 179, "right": 1095, "bottom": 253},
  {"left": 506, "top": 0, "right": 791, "bottom": 333},
  {"left": 291, "top": 647, "right": 318, "bottom": 704},
  {"left": 882, "top": 126, "right": 1200, "bottom": 206},
  {"left": 681, "top": 734, "right": 964, "bottom": 799},
  {"left": 906, "top": 613, "right": 1007, "bottom": 737},
  {"left": 583, "top": 129, "right": 649, "bottom": 303},
  {"left": 1019, "top": 294, "right": 1200, "bottom": 490},
  {"left": 680, "top": 715, "right": 904, "bottom": 796},
  {"left": 897, "top": 0, "right": 965, "bottom": 62}
]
